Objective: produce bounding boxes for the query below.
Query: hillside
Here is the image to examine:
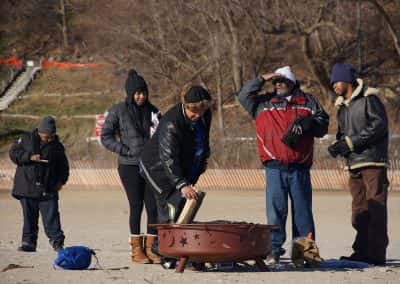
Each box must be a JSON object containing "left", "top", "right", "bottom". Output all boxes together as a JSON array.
[{"left": 0, "top": 0, "right": 399, "bottom": 167}]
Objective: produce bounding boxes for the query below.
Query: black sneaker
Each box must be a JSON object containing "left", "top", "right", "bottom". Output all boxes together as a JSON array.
[
  {"left": 18, "top": 242, "right": 36, "bottom": 252},
  {"left": 52, "top": 242, "right": 64, "bottom": 252}
]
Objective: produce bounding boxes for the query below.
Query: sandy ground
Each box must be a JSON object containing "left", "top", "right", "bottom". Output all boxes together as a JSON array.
[{"left": 0, "top": 188, "right": 399, "bottom": 284}]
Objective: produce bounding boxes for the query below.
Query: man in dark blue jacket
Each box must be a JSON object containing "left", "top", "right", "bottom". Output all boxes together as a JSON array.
[
  {"left": 10, "top": 116, "right": 69, "bottom": 252},
  {"left": 329, "top": 63, "right": 389, "bottom": 265}
]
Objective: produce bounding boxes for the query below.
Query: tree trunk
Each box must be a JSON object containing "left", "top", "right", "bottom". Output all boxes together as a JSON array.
[
  {"left": 212, "top": 33, "right": 224, "bottom": 135},
  {"left": 364, "top": 0, "right": 400, "bottom": 59},
  {"left": 357, "top": 0, "right": 363, "bottom": 72},
  {"left": 151, "top": 0, "right": 167, "bottom": 51},
  {"left": 224, "top": 8, "right": 242, "bottom": 93},
  {"left": 60, "top": 0, "right": 68, "bottom": 49},
  {"left": 302, "top": 34, "right": 332, "bottom": 99}
]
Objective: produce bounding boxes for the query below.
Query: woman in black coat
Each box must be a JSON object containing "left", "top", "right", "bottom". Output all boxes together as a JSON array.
[
  {"left": 140, "top": 85, "right": 212, "bottom": 224},
  {"left": 101, "top": 69, "right": 161, "bottom": 264}
]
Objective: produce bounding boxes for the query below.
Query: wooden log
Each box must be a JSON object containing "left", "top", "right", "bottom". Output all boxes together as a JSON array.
[{"left": 176, "top": 188, "right": 206, "bottom": 224}]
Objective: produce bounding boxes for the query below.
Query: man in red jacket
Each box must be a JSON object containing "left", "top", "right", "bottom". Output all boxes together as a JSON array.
[{"left": 238, "top": 66, "right": 329, "bottom": 264}]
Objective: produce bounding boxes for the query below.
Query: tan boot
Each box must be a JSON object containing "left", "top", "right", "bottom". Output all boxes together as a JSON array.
[
  {"left": 145, "top": 235, "right": 162, "bottom": 264},
  {"left": 129, "top": 235, "right": 150, "bottom": 264}
]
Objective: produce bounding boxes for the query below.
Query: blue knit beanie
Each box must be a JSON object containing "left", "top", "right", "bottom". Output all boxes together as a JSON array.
[{"left": 330, "top": 63, "right": 356, "bottom": 85}]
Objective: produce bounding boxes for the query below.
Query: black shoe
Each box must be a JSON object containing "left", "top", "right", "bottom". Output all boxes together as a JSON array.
[
  {"left": 52, "top": 242, "right": 64, "bottom": 252},
  {"left": 340, "top": 253, "right": 366, "bottom": 262},
  {"left": 18, "top": 242, "right": 36, "bottom": 252}
]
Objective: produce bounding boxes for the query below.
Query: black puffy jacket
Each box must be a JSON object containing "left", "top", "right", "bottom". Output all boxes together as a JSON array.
[
  {"left": 101, "top": 98, "right": 161, "bottom": 165},
  {"left": 9, "top": 129, "right": 69, "bottom": 199},
  {"left": 335, "top": 79, "right": 388, "bottom": 170},
  {"left": 140, "top": 104, "right": 211, "bottom": 197}
]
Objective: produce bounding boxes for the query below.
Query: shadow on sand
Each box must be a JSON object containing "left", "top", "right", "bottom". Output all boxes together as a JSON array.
[{"left": 198, "top": 257, "right": 400, "bottom": 273}]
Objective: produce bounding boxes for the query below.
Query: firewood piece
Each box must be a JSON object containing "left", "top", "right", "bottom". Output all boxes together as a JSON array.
[{"left": 176, "top": 190, "right": 206, "bottom": 224}]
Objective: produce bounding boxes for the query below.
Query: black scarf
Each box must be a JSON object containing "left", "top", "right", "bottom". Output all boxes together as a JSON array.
[{"left": 126, "top": 97, "right": 152, "bottom": 140}]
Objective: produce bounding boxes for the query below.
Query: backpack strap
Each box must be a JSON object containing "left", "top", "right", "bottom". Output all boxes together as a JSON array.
[{"left": 92, "top": 251, "right": 102, "bottom": 270}]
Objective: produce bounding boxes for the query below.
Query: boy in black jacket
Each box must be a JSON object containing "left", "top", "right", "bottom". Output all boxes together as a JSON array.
[{"left": 9, "top": 116, "right": 69, "bottom": 252}]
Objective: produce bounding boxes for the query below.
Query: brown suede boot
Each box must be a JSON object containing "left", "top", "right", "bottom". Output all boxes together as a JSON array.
[
  {"left": 129, "top": 235, "right": 150, "bottom": 264},
  {"left": 145, "top": 235, "right": 162, "bottom": 264}
]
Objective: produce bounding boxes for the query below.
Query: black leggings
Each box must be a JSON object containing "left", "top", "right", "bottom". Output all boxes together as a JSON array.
[{"left": 118, "top": 164, "right": 158, "bottom": 235}]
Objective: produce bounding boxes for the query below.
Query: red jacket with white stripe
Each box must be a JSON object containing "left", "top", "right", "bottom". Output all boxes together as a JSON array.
[{"left": 238, "top": 77, "right": 329, "bottom": 168}]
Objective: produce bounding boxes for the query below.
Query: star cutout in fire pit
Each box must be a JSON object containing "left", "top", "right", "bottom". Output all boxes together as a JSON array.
[
  {"left": 194, "top": 234, "right": 200, "bottom": 240},
  {"left": 179, "top": 237, "right": 188, "bottom": 247}
]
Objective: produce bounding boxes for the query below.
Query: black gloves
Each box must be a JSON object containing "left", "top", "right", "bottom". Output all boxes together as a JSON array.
[
  {"left": 281, "top": 131, "right": 301, "bottom": 149},
  {"left": 281, "top": 116, "right": 314, "bottom": 149},
  {"left": 328, "top": 139, "right": 351, "bottom": 158},
  {"left": 295, "top": 116, "right": 313, "bottom": 133}
]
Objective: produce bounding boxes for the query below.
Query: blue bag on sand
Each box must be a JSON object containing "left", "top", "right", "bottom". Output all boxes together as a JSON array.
[{"left": 54, "top": 246, "right": 96, "bottom": 270}]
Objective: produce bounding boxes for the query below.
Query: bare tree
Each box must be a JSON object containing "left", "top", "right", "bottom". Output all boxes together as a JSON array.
[
  {"left": 222, "top": 5, "right": 242, "bottom": 93},
  {"left": 361, "top": 0, "right": 400, "bottom": 59},
  {"left": 59, "top": 0, "right": 69, "bottom": 49}
]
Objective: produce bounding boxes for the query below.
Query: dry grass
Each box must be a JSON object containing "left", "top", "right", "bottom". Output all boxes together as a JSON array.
[
  {"left": 7, "top": 94, "right": 115, "bottom": 116},
  {"left": 28, "top": 67, "right": 117, "bottom": 95}
]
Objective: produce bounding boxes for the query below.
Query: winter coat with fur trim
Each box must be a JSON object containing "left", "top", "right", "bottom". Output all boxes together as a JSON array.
[{"left": 334, "top": 79, "right": 388, "bottom": 170}]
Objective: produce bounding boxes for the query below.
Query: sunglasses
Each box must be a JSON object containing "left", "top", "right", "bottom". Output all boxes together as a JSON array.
[{"left": 272, "top": 77, "right": 287, "bottom": 85}]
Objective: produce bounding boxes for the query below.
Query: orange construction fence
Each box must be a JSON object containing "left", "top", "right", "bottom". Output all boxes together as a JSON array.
[
  {"left": 0, "top": 56, "right": 22, "bottom": 68},
  {"left": 41, "top": 59, "right": 102, "bottom": 69}
]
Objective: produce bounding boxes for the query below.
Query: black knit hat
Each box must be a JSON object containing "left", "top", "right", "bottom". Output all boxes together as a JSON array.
[
  {"left": 125, "top": 69, "right": 148, "bottom": 96},
  {"left": 38, "top": 116, "right": 56, "bottom": 134},
  {"left": 184, "top": 86, "right": 211, "bottom": 103}
]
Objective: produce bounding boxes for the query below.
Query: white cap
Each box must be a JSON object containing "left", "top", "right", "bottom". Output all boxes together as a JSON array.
[{"left": 274, "top": 66, "right": 296, "bottom": 84}]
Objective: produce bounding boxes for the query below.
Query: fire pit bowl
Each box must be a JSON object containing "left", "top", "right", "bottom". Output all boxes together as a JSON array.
[{"left": 150, "top": 223, "right": 279, "bottom": 272}]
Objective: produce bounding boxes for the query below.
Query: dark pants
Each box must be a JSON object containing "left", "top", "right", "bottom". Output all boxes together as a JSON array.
[
  {"left": 154, "top": 190, "right": 185, "bottom": 224},
  {"left": 265, "top": 167, "right": 315, "bottom": 255},
  {"left": 118, "top": 164, "right": 158, "bottom": 235},
  {"left": 348, "top": 166, "right": 389, "bottom": 263},
  {"left": 20, "top": 197, "right": 64, "bottom": 248}
]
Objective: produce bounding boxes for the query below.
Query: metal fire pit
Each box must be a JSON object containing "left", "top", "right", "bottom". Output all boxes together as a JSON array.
[{"left": 151, "top": 223, "right": 279, "bottom": 273}]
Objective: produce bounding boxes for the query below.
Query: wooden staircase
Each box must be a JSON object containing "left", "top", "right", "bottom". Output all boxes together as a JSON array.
[{"left": 0, "top": 65, "right": 41, "bottom": 111}]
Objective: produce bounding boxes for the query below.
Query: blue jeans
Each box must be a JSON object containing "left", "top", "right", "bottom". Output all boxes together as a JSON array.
[
  {"left": 265, "top": 167, "right": 315, "bottom": 255},
  {"left": 20, "top": 197, "right": 65, "bottom": 248}
]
